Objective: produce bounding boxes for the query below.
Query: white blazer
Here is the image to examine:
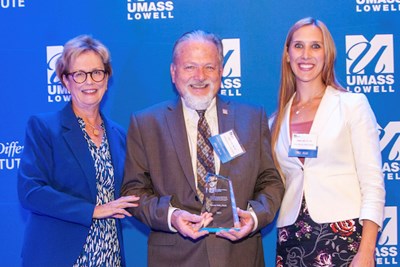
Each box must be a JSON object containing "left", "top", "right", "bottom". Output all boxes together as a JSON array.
[{"left": 275, "top": 86, "right": 385, "bottom": 228}]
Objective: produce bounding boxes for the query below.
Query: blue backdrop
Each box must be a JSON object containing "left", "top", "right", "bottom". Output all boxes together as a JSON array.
[{"left": 1, "top": 1, "right": 399, "bottom": 266}]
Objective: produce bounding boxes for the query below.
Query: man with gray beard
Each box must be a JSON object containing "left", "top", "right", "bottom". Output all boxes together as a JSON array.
[{"left": 121, "top": 30, "right": 284, "bottom": 267}]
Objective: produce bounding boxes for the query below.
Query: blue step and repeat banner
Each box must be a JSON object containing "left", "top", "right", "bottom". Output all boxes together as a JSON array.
[{"left": 1, "top": 1, "right": 399, "bottom": 266}]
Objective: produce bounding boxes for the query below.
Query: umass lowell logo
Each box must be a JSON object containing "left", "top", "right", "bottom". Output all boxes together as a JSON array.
[
  {"left": 378, "top": 123, "right": 400, "bottom": 264},
  {"left": 376, "top": 207, "right": 398, "bottom": 265},
  {"left": 220, "top": 39, "right": 242, "bottom": 97},
  {"left": 127, "top": 0, "right": 174, "bottom": 20},
  {"left": 380, "top": 122, "right": 400, "bottom": 180},
  {"left": 345, "top": 34, "right": 395, "bottom": 93},
  {"left": 46, "top": 46, "right": 71, "bottom": 103}
]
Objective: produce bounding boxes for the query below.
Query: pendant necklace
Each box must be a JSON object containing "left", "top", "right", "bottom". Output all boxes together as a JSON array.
[
  {"left": 294, "top": 90, "right": 325, "bottom": 115},
  {"left": 85, "top": 121, "right": 102, "bottom": 136},
  {"left": 74, "top": 110, "right": 103, "bottom": 136},
  {"left": 294, "top": 102, "right": 311, "bottom": 115}
]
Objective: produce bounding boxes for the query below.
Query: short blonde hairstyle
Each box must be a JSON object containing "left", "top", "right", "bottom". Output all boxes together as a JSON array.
[{"left": 56, "top": 35, "right": 112, "bottom": 87}]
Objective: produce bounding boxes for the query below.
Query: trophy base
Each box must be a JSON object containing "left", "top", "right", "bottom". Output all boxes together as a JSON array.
[{"left": 200, "top": 227, "right": 240, "bottom": 233}]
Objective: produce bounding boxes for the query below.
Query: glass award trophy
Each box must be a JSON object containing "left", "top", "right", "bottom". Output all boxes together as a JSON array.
[{"left": 200, "top": 173, "right": 240, "bottom": 233}]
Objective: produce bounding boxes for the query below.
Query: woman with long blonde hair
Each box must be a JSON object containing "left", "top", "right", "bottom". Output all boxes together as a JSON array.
[{"left": 271, "top": 18, "right": 385, "bottom": 267}]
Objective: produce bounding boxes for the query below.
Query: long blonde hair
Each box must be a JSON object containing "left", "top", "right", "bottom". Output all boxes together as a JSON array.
[{"left": 270, "top": 17, "right": 345, "bottom": 170}]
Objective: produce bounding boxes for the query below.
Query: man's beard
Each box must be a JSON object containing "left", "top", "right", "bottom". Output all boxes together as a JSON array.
[{"left": 181, "top": 83, "right": 216, "bottom": 110}]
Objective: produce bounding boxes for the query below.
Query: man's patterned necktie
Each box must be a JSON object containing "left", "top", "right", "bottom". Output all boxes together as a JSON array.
[{"left": 196, "top": 110, "right": 215, "bottom": 211}]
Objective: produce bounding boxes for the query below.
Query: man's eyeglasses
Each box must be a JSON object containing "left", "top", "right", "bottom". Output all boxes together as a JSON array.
[{"left": 66, "top": 70, "right": 107, "bottom": 84}]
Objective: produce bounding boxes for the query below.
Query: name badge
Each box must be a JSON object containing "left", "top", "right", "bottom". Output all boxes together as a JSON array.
[
  {"left": 288, "top": 133, "right": 318, "bottom": 158},
  {"left": 209, "top": 129, "right": 246, "bottom": 163}
]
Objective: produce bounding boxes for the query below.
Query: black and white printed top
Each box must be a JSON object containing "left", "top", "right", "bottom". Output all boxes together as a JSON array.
[{"left": 73, "top": 118, "right": 121, "bottom": 267}]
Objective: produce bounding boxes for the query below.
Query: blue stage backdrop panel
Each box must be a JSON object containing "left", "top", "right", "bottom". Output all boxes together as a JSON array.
[{"left": 0, "top": 1, "right": 399, "bottom": 266}]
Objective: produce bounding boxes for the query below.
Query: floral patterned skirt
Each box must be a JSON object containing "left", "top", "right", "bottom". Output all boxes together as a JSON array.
[{"left": 276, "top": 197, "right": 363, "bottom": 267}]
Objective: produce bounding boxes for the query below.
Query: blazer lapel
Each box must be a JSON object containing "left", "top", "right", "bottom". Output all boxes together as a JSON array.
[
  {"left": 61, "top": 103, "right": 97, "bottom": 201},
  {"left": 216, "top": 96, "right": 234, "bottom": 178},
  {"left": 280, "top": 96, "right": 302, "bottom": 166},
  {"left": 310, "top": 86, "right": 340, "bottom": 136},
  {"left": 165, "top": 99, "right": 198, "bottom": 193},
  {"left": 305, "top": 86, "right": 340, "bottom": 165}
]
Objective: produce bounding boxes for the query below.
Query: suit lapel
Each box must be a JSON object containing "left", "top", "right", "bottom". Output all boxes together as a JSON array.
[
  {"left": 165, "top": 99, "right": 198, "bottom": 193},
  {"left": 280, "top": 96, "right": 302, "bottom": 166},
  {"left": 216, "top": 96, "right": 234, "bottom": 178},
  {"left": 61, "top": 103, "right": 97, "bottom": 201},
  {"left": 310, "top": 86, "right": 340, "bottom": 136},
  {"left": 306, "top": 86, "right": 340, "bottom": 165}
]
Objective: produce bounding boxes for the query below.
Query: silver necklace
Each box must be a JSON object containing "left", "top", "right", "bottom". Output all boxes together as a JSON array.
[{"left": 74, "top": 110, "right": 103, "bottom": 136}]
